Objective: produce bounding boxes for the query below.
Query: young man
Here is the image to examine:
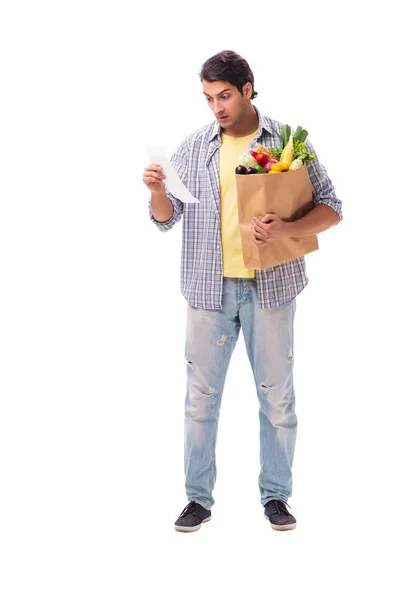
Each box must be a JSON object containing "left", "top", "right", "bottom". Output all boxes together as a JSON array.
[{"left": 143, "top": 50, "right": 342, "bottom": 533}]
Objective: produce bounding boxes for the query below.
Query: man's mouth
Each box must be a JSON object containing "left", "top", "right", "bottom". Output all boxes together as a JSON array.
[{"left": 218, "top": 115, "right": 228, "bottom": 121}]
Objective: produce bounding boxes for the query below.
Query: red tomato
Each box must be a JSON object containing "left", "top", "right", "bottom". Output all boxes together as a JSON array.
[{"left": 255, "top": 152, "right": 269, "bottom": 165}]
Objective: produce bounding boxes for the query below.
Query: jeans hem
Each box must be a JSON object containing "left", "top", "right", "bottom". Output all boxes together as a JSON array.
[
  {"left": 261, "top": 495, "right": 289, "bottom": 507},
  {"left": 187, "top": 497, "right": 213, "bottom": 511}
]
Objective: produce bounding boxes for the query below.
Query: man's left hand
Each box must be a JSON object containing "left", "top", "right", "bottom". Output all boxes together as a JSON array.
[{"left": 251, "top": 213, "right": 287, "bottom": 245}]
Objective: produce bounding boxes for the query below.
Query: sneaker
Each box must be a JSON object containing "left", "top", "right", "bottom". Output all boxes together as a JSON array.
[
  {"left": 174, "top": 501, "right": 212, "bottom": 533},
  {"left": 264, "top": 499, "right": 297, "bottom": 531}
]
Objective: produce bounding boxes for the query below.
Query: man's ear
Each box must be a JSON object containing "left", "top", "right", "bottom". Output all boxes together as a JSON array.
[{"left": 243, "top": 83, "right": 252, "bottom": 99}]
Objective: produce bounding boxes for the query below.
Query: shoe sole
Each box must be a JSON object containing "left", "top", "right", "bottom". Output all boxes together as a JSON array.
[
  {"left": 174, "top": 516, "right": 212, "bottom": 533},
  {"left": 264, "top": 515, "right": 297, "bottom": 531}
]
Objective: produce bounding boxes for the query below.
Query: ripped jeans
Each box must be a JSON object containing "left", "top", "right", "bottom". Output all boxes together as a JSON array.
[{"left": 184, "top": 277, "right": 297, "bottom": 509}]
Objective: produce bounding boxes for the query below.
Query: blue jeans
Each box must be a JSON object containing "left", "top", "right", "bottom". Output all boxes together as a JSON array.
[{"left": 184, "top": 277, "right": 297, "bottom": 509}]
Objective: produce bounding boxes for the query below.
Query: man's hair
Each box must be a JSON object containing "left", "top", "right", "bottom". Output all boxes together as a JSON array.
[{"left": 199, "top": 50, "right": 258, "bottom": 100}]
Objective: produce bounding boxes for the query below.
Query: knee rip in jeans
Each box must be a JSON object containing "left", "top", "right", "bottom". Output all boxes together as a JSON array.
[
  {"left": 192, "top": 388, "right": 214, "bottom": 400},
  {"left": 186, "top": 390, "right": 215, "bottom": 421},
  {"left": 217, "top": 335, "right": 227, "bottom": 346}
]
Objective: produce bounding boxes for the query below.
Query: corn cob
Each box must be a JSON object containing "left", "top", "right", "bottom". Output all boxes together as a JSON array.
[{"left": 280, "top": 135, "right": 294, "bottom": 169}]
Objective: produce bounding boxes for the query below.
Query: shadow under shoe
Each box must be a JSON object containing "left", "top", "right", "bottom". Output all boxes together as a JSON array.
[{"left": 174, "top": 501, "right": 212, "bottom": 533}]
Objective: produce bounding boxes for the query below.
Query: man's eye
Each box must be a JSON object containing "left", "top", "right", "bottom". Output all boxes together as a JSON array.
[{"left": 221, "top": 96, "right": 228, "bottom": 100}]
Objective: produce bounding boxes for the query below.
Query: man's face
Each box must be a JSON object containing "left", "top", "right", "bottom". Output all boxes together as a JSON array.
[{"left": 202, "top": 80, "right": 251, "bottom": 129}]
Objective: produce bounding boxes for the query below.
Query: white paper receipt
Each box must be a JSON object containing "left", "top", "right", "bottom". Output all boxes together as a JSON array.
[{"left": 147, "top": 146, "right": 199, "bottom": 203}]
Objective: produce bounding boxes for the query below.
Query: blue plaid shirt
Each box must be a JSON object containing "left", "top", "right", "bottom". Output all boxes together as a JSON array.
[{"left": 149, "top": 107, "right": 343, "bottom": 310}]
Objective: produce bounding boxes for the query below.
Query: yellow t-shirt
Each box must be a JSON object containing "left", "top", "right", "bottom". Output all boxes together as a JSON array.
[{"left": 219, "top": 130, "right": 258, "bottom": 278}]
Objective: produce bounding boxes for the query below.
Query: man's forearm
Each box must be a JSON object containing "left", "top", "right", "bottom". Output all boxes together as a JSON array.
[
  {"left": 284, "top": 204, "right": 341, "bottom": 237},
  {"left": 150, "top": 189, "right": 174, "bottom": 223}
]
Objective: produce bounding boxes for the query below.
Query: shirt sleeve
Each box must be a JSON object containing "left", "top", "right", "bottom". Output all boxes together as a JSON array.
[
  {"left": 305, "top": 138, "right": 343, "bottom": 221},
  {"left": 148, "top": 138, "right": 188, "bottom": 232}
]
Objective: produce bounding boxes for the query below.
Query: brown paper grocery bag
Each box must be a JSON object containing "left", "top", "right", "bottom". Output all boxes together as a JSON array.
[{"left": 236, "top": 165, "right": 319, "bottom": 270}]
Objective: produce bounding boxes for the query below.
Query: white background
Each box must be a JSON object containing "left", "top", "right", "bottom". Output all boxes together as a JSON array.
[{"left": 1, "top": 0, "right": 399, "bottom": 598}]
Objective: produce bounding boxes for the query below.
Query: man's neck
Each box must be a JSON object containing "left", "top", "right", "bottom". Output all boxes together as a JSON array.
[{"left": 222, "top": 105, "right": 259, "bottom": 138}]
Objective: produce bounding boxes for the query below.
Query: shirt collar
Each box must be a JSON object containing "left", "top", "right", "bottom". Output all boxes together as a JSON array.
[{"left": 206, "top": 105, "right": 273, "bottom": 142}]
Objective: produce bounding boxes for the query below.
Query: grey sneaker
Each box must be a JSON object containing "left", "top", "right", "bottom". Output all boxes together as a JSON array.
[
  {"left": 264, "top": 499, "right": 297, "bottom": 531},
  {"left": 174, "top": 501, "right": 212, "bottom": 533}
]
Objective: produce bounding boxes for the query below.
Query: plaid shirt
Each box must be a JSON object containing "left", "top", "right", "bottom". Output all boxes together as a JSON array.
[{"left": 149, "top": 107, "right": 343, "bottom": 310}]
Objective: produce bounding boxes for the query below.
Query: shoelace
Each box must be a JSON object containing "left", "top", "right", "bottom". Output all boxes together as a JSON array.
[
  {"left": 178, "top": 501, "right": 198, "bottom": 519},
  {"left": 269, "top": 499, "right": 292, "bottom": 515}
]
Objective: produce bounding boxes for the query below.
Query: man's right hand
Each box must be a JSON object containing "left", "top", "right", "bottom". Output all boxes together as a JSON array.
[
  {"left": 143, "top": 164, "right": 166, "bottom": 192},
  {"left": 145, "top": 163, "right": 174, "bottom": 222}
]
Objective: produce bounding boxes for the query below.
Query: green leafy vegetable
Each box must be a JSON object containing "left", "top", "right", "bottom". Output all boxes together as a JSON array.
[
  {"left": 280, "top": 124, "right": 292, "bottom": 148},
  {"left": 293, "top": 126, "right": 309, "bottom": 143},
  {"left": 270, "top": 146, "right": 283, "bottom": 160},
  {"left": 271, "top": 125, "right": 315, "bottom": 163},
  {"left": 297, "top": 129, "right": 308, "bottom": 143},
  {"left": 293, "top": 139, "right": 315, "bottom": 162},
  {"left": 293, "top": 126, "right": 303, "bottom": 141}
]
